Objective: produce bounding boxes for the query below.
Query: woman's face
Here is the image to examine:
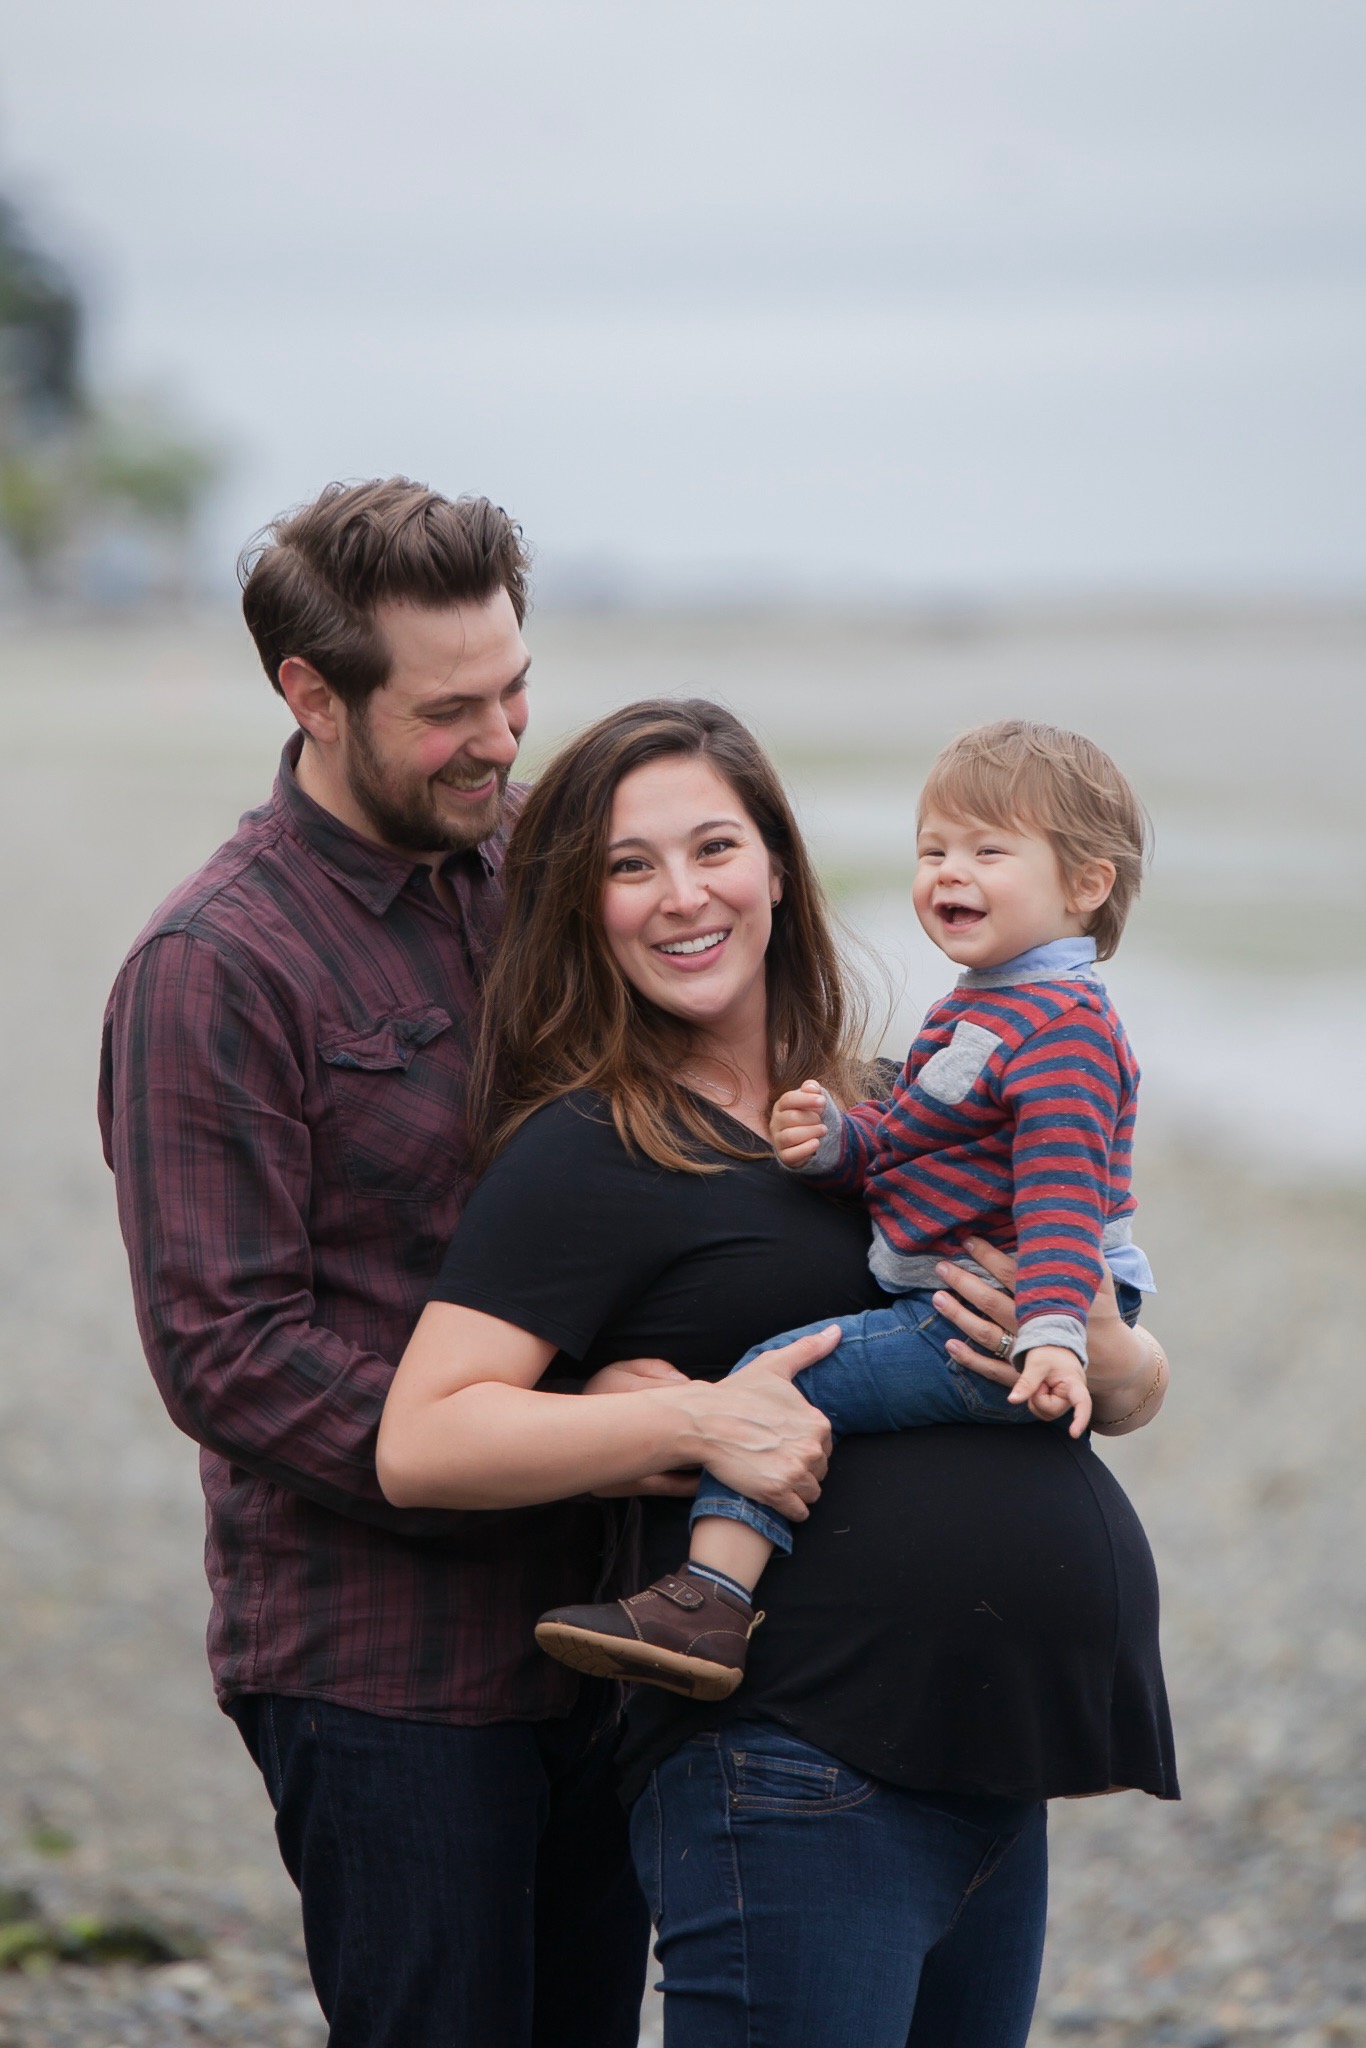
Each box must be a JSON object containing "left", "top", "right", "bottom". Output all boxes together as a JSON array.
[{"left": 600, "top": 756, "right": 782, "bottom": 1045}]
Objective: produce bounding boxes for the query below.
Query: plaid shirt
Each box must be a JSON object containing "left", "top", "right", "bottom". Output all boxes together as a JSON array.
[{"left": 98, "top": 737, "right": 611, "bottom": 1723}]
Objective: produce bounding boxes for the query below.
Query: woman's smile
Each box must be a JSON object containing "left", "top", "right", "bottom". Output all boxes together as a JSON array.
[{"left": 653, "top": 926, "right": 732, "bottom": 963}]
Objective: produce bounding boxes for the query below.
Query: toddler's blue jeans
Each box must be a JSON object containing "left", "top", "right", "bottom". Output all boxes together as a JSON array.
[{"left": 690, "top": 1288, "right": 1035, "bottom": 1554}]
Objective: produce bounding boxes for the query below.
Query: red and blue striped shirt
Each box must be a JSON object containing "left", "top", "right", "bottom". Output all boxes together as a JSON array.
[{"left": 801, "top": 940, "right": 1143, "bottom": 1364}]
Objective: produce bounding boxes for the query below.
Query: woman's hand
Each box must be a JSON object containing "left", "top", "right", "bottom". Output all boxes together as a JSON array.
[
  {"left": 931, "top": 1239, "right": 1167, "bottom": 1434},
  {"left": 582, "top": 1356, "right": 703, "bottom": 1497}
]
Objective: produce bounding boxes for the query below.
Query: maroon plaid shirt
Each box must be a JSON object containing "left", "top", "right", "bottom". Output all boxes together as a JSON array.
[{"left": 98, "top": 737, "right": 610, "bottom": 1722}]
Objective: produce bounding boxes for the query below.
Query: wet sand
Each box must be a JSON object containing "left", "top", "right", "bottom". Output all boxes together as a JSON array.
[{"left": 0, "top": 609, "right": 1362, "bottom": 2044}]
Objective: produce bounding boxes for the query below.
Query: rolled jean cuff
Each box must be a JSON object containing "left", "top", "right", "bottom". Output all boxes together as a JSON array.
[{"left": 688, "top": 1485, "right": 794, "bottom": 1555}]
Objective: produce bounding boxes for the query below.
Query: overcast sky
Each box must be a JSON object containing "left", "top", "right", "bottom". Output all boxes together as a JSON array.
[{"left": 5, "top": 0, "right": 1364, "bottom": 599}]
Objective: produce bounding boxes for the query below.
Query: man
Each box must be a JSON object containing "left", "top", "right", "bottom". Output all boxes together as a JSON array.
[{"left": 98, "top": 478, "right": 831, "bottom": 2047}]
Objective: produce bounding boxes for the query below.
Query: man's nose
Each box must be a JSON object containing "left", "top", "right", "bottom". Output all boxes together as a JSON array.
[{"left": 465, "top": 700, "right": 523, "bottom": 768}]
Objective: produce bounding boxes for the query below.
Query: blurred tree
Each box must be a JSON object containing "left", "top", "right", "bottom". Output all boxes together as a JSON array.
[
  {"left": 90, "top": 403, "right": 220, "bottom": 537},
  {"left": 0, "top": 195, "right": 81, "bottom": 418},
  {"left": 0, "top": 191, "right": 219, "bottom": 600}
]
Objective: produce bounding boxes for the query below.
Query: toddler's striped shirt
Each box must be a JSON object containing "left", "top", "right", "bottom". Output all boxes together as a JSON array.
[{"left": 798, "top": 937, "right": 1146, "bottom": 1365}]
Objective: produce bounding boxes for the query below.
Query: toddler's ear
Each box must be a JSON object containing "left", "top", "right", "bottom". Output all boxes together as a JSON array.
[{"left": 1067, "top": 858, "right": 1116, "bottom": 916}]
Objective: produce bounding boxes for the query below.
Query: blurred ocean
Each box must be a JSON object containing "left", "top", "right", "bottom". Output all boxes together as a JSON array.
[{"left": 4, "top": 602, "right": 1361, "bottom": 1182}]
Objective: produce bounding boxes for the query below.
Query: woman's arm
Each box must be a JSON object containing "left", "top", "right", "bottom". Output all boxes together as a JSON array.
[
  {"left": 376, "top": 1301, "right": 839, "bottom": 1514},
  {"left": 930, "top": 1238, "right": 1169, "bottom": 1436}
]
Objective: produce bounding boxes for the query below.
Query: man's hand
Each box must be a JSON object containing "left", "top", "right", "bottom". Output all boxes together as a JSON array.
[
  {"left": 771, "top": 1081, "right": 828, "bottom": 1168},
  {"left": 1008, "top": 1344, "right": 1092, "bottom": 1437},
  {"left": 581, "top": 1356, "right": 688, "bottom": 1399},
  {"left": 582, "top": 1356, "right": 703, "bottom": 1497},
  {"left": 676, "top": 1325, "right": 839, "bottom": 1520}
]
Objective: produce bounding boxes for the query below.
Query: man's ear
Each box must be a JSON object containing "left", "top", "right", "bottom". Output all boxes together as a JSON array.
[
  {"left": 278, "top": 657, "right": 343, "bottom": 746},
  {"left": 1066, "top": 858, "right": 1117, "bottom": 918}
]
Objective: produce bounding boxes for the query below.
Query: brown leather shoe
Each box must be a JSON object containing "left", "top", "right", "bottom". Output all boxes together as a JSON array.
[{"left": 535, "top": 1571, "right": 761, "bottom": 1701}]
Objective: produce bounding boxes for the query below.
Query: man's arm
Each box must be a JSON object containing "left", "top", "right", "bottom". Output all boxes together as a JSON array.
[{"left": 100, "top": 930, "right": 465, "bottom": 1534}]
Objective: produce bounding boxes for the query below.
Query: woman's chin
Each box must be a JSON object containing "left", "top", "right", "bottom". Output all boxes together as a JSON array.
[{"left": 646, "top": 983, "right": 748, "bottom": 1037}]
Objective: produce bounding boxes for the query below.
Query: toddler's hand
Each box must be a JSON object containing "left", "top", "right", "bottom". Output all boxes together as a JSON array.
[
  {"left": 770, "top": 1081, "right": 828, "bottom": 1168},
  {"left": 1009, "top": 1344, "right": 1093, "bottom": 1437}
]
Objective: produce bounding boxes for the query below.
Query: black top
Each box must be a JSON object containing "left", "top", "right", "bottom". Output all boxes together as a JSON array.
[{"left": 432, "top": 1092, "right": 1178, "bottom": 1807}]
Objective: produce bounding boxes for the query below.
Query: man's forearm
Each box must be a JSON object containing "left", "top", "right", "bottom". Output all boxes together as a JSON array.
[
  {"left": 146, "top": 1310, "right": 477, "bottom": 1537},
  {"left": 1089, "top": 1326, "right": 1168, "bottom": 1436}
]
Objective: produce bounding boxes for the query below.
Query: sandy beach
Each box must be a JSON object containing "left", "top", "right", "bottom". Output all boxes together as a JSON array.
[{"left": 0, "top": 607, "right": 1362, "bottom": 2044}]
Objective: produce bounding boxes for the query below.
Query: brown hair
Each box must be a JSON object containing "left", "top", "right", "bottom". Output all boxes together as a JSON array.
[
  {"left": 471, "top": 698, "right": 873, "bottom": 1175},
  {"left": 919, "top": 719, "right": 1150, "bottom": 959},
  {"left": 238, "top": 477, "right": 530, "bottom": 708}
]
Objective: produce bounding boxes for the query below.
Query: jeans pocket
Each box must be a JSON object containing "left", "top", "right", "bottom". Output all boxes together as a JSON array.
[{"left": 724, "top": 1728, "right": 874, "bottom": 1814}]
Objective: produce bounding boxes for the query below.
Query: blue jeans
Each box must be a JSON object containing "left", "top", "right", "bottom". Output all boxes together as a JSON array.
[
  {"left": 229, "top": 1681, "right": 648, "bottom": 2048},
  {"left": 692, "top": 1288, "right": 1029, "bottom": 1553},
  {"left": 631, "top": 1721, "right": 1047, "bottom": 2047}
]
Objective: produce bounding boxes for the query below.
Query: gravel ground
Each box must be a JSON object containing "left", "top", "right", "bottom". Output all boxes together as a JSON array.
[{"left": 1, "top": 612, "right": 1361, "bottom": 2044}]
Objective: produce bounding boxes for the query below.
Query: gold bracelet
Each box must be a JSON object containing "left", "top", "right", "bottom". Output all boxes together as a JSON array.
[{"left": 1103, "top": 1334, "right": 1167, "bottom": 1427}]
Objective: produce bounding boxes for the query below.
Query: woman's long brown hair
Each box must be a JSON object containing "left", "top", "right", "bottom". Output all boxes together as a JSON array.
[{"left": 470, "top": 698, "right": 874, "bottom": 1175}]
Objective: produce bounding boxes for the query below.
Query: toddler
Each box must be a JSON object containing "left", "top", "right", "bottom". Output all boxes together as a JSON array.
[{"left": 536, "top": 719, "right": 1154, "bottom": 1700}]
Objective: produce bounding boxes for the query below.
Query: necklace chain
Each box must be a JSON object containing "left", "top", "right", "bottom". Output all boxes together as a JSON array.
[{"left": 679, "top": 1065, "right": 769, "bottom": 1122}]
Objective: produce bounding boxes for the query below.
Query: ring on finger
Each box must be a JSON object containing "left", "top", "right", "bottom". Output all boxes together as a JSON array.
[{"left": 994, "top": 1330, "right": 1013, "bottom": 1360}]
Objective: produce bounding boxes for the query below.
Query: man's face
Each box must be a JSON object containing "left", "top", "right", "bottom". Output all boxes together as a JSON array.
[{"left": 337, "top": 591, "right": 530, "bottom": 855}]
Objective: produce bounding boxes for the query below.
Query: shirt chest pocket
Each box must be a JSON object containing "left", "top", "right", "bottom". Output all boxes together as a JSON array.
[
  {"left": 318, "top": 1006, "right": 465, "bottom": 1203},
  {"left": 914, "top": 1020, "right": 1003, "bottom": 1107}
]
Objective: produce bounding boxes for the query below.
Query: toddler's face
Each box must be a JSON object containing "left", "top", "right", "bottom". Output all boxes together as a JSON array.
[{"left": 913, "top": 809, "right": 1098, "bottom": 970}]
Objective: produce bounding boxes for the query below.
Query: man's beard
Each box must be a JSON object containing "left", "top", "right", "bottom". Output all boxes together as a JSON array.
[{"left": 344, "top": 712, "right": 510, "bottom": 856}]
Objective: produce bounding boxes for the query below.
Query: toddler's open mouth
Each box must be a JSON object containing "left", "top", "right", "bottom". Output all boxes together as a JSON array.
[{"left": 936, "top": 904, "right": 986, "bottom": 930}]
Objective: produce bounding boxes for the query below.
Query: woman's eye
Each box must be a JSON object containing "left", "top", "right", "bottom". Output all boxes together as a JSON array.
[
  {"left": 609, "top": 857, "right": 649, "bottom": 877},
  {"left": 698, "top": 837, "right": 736, "bottom": 858}
]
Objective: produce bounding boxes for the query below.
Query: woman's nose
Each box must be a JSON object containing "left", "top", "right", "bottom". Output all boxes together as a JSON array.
[{"left": 659, "top": 866, "right": 709, "bottom": 915}]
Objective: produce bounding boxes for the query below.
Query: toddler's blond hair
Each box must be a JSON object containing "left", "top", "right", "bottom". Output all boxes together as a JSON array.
[{"left": 919, "top": 720, "right": 1149, "bottom": 960}]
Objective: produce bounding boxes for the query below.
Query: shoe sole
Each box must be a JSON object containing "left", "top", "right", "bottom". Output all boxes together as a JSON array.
[{"left": 534, "top": 1622, "right": 742, "bottom": 1701}]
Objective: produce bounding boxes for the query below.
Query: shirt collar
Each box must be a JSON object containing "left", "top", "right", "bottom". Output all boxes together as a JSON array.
[
  {"left": 957, "top": 934, "right": 1099, "bottom": 990},
  {"left": 273, "top": 731, "right": 507, "bottom": 916}
]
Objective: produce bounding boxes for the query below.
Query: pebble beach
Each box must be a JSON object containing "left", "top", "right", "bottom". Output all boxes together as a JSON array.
[{"left": 0, "top": 606, "right": 1362, "bottom": 2045}]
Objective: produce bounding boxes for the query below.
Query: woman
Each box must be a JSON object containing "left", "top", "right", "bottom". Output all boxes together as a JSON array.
[{"left": 378, "top": 699, "right": 1176, "bottom": 2046}]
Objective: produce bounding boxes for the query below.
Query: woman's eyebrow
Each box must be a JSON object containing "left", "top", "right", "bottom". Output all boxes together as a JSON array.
[{"left": 607, "top": 816, "right": 746, "bottom": 854}]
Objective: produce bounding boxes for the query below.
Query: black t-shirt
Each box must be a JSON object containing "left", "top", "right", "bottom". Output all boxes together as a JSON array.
[{"left": 432, "top": 1092, "right": 1178, "bottom": 1806}]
